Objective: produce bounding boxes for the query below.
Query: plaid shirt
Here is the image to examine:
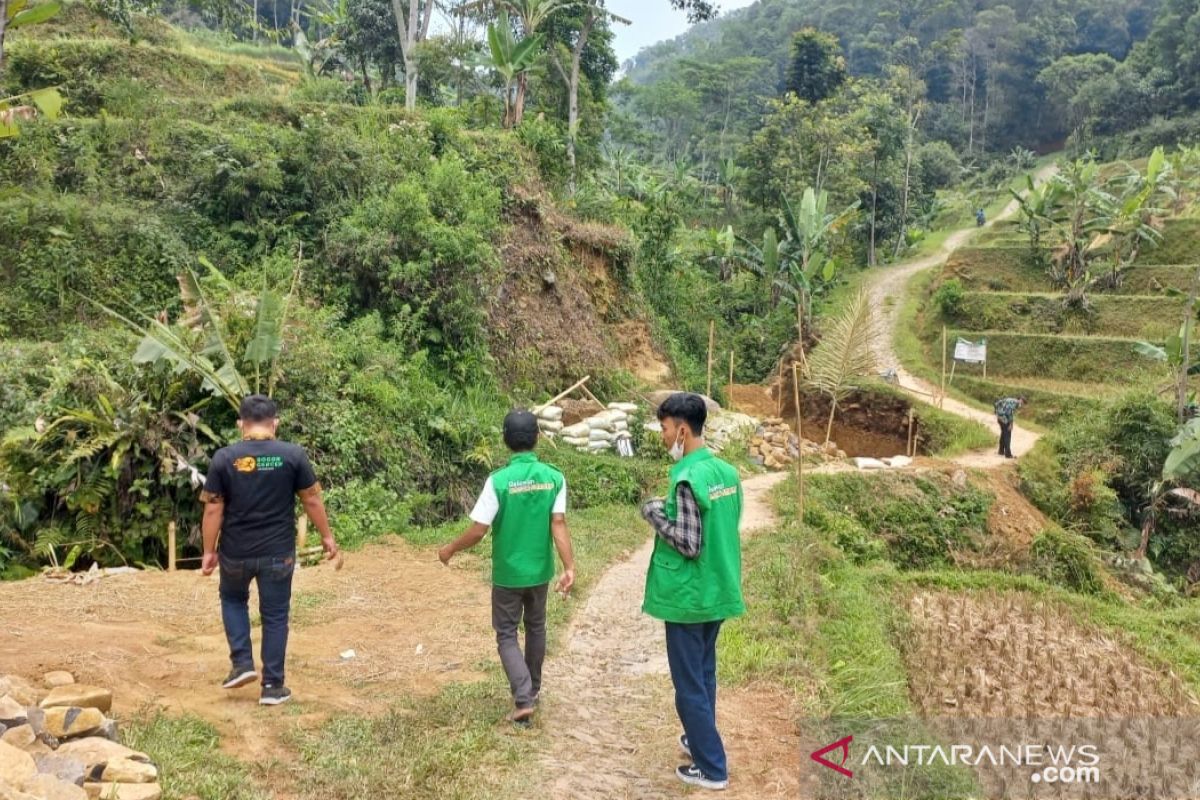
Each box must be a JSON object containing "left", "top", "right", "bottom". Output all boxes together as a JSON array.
[
  {"left": 640, "top": 482, "right": 702, "bottom": 559},
  {"left": 995, "top": 397, "right": 1021, "bottom": 425}
]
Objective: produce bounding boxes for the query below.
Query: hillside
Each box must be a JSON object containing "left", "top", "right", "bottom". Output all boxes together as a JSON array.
[{"left": 0, "top": 5, "right": 677, "bottom": 570}]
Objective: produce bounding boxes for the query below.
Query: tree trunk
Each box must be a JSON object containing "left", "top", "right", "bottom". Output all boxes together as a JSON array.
[
  {"left": 824, "top": 398, "right": 837, "bottom": 445},
  {"left": 894, "top": 108, "right": 918, "bottom": 259},
  {"left": 563, "top": 13, "right": 595, "bottom": 195},
  {"left": 0, "top": 0, "right": 9, "bottom": 70},
  {"left": 252, "top": 0, "right": 259, "bottom": 40},
  {"left": 513, "top": 71, "right": 528, "bottom": 126},
  {"left": 404, "top": 60, "right": 418, "bottom": 110},
  {"left": 869, "top": 156, "right": 879, "bottom": 267},
  {"left": 361, "top": 56, "right": 372, "bottom": 95},
  {"left": 390, "top": 0, "right": 422, "bottom": 112}
]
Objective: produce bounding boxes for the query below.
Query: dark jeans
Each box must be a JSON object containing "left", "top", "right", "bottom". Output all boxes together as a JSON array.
[
  {"left": 998, "top": 419, "right": 1014, "bottom": 457},
  {"left": 219, "top": 553, "right": 295, "bottom": 686},
  {"left": 492, "top": 583, "right": 548, "bottom": 709},
  {"left": 665, "top": 620, "right": 727, "bottom": 781}
]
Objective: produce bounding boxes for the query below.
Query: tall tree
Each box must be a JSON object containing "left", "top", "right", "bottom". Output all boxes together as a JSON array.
[
  {"left": 389, "top": 0, "right": 435, "bottom": 110},
  {"left": 785, "top": 27, "right": 848, "bottom": 103}
]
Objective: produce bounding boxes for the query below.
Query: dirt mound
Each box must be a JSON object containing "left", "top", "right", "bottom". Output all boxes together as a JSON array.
[
  {"left": 729, "top": 384, "right": 780, "bottom": 418},
  {"left": 906, "top": 590, "right": 1199, "bottom": 717},
  {"left": 613, "top": 320, "right": 672, "bottom": 386}
]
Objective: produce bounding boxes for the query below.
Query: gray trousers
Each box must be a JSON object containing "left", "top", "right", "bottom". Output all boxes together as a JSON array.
[{"left": 492, "top": 583, "right": 548, "bottom": 709}]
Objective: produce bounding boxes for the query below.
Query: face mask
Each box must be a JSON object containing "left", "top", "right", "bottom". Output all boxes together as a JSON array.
[{"left": 669, "top": 433, "right": 686, "bottom": 462}]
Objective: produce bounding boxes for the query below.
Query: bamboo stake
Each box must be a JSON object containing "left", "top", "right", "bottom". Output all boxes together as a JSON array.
[
  {"left": 777, "top": 362, "right": 784, "bottom": 416},
  {"left": 167, "top": 521, "right": 177, "bottom": 572},
  {"left": 907, "top": 409, "right": 915, "bottom": 458},
  {"left": 796, "top": 304, "right": 807, "bottom": 371},
  {"left": 728, "top": 351, "right": 735, "bottom": 413},
  {"left": 792, "top": 363, "right": 805, "bottom": 523},
  {"left": 296, "top": 515, "right": 308, "bottom": 553},
  {"left": 940, "top": 326, "right": 948, "bottom": 409},
  {"left": 706, "top": 320, "right": 715, "bottom": 397},
  {"left": 581, "top": 383, "right": 604, "bottom": 407}
]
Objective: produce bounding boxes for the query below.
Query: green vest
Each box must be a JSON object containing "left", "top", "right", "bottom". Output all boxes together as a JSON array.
[
  {"left": 489, "top": 452, "right": 564, "bottom": 589},
  {"left": 643, "top": 447, "right": 745, "bottom": 623}
]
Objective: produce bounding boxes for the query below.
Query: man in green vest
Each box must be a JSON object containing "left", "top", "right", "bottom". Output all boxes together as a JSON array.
[
  {"left": 438, "top": 410, "right": 575, "bottom": 724},
  {"left": 641, "top": 392, "right": 744, "bottom": 791}
]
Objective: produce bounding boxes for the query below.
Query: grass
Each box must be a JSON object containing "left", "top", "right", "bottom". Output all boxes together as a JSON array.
[
  {"left": 124, "top": 711, "right": 269, "bottom": 800},
  {"left": 287, "top": 680, "right": 522, "bottom": 800},
  {"left": 946, "top": 291, "right": 1186, "bottom": 339}
]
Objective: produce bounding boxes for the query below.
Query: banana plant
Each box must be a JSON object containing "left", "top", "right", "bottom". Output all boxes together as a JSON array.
[
  {"left": 0, "top": 0, "right": 63, "bottom": 138},
  {"left": 482, "top": 11, "right": 543, "bottom": 128}
]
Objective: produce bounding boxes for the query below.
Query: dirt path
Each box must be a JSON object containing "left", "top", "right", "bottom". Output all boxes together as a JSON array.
[
  {"left": 867, "top": 165, "right": 1057, "bottom": 469},
  {"left": 534, "top": 471, "right": 798, "bottom": 799},
  {"left": 0, "top": 538, "right": 495, "bottom": 777}
]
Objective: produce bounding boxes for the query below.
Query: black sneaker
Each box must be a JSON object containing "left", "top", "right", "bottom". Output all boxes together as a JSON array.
[
  {"left": 679, "top": 734, "right": 691, "bottom": 758},
  {"left": 676, "top": 764, "right": 727, "bottom": 791},
  {"left": 222, "top": 667, "right": 258, "bottom": 689},
  {"left": 259, "top": 685, "right": 292, "bottom": 706}
]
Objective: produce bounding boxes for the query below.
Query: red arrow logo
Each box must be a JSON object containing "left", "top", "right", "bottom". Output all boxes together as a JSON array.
[{"left": 811, "top": 735, "right": 854, "bottom": 778}]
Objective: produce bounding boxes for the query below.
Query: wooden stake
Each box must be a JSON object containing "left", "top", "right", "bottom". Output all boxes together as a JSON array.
[
  {"left": 706, "top": 320, "right": 715, "bottom": 398},
  {"left": 167, "top": 521, "right": 177, "bottom": 572},
  {"left": 581, "top": 383, "right": 604, "bottom": 407},
  {"left": 907, "top": 409, "right": 915, "bottom": 458},
  {"left": 728, "top": 351, "right": 735, "bottom": 412},
  {"left": 940, "top": 326, "right": 948, "bottom": 409},
  {"left": 296, "top": 515, "right": 308, "bottom": 553},
  {"left": 792, "top": 363, "right": 805, "bottom": 523},
  {"left": 796, "top": 304, "right": 807, "bottom": 371},
  {"left": 777, "top": 362, "right": 784, "bottom": 416},
  {"left": 982, "top": 350, "right": 987, "bottom": 379}
]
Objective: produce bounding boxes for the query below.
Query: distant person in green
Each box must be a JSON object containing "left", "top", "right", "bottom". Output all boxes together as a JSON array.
[
  {"left": 994, "top": 396, "right": 1026, "bottom": 459},
  {"left": 640, "top": 393, "right": 744, "bottom": 791},
  {"left": 439, "top": 410, "right": 575, "bottom": 724}
]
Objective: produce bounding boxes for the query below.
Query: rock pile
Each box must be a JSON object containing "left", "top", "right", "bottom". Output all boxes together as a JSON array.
[
  {"left": 703, "top": 411, "right": 759, "bottom": 454},
  {"left": 539, "top": 402, "right": 638, "bottom": 454},
  {"left": 748, "top": 418, "right": 846, "bottom": 470},
  {"left": 0, "top": 673, "right": 161, "bottom": 800}
]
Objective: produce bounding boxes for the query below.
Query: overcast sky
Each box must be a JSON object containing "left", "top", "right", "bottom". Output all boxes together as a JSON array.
[{"left": 606, "top": 0, "right": 759, "bottom": 63}]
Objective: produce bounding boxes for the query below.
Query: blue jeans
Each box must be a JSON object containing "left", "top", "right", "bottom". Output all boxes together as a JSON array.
[
  {"left": 219, "top": 553, "right": 295, "bottom": 686},
  {"left": 665, "top": 620, "right": 727, "bottom": 780}
]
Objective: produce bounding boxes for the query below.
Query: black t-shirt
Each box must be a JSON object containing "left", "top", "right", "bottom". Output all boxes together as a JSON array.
[{"left": 203, "top": 439, "right": 317, "bottom": 559}]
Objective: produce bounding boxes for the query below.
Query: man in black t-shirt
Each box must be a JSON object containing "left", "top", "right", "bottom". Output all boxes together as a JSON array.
[{"left": 200, "top": 395, "right": 338, "bottom": 706}]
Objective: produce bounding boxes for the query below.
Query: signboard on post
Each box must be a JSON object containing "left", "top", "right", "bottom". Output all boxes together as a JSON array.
[{"left": 953, "top": 337, "right": 987, "bottom": 365}]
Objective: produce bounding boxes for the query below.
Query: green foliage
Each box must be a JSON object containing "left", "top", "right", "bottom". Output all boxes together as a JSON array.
[
  {"left": 125, "top": 711, "right": 267, "bottom": 800},
  {"left": 785, "top": 28, "right": 847, "bottom": 104},
  {"left": 932, "top": 278, "right": 964, "bottom": 317},
  {"left": 1030, "top": 527, "right": 1107, "bottom": 595},
  {"left": 320, "top": 479, "right": 413, "bottom": 550},
  {"left": 543, "top": 446, "right": 662, "bottom": 510},
  {"left": 805, "top": 472, "right": 993, "bottom": 570}
]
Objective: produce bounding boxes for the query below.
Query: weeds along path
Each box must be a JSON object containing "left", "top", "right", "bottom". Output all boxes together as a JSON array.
[
  {"left": 867, "top": 164, "right": 1058, "bottom": 469},
  {"left": 534, "top": 471, "right": 799, "bottom": 799}
]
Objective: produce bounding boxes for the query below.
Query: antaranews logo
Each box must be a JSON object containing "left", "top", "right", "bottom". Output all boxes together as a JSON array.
[{"left": 811, "top": 735, "right": 854, "bottom": 779}]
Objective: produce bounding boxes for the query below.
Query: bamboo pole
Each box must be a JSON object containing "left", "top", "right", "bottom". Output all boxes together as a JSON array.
[
  {"left": 296, "top": 515, "right": 308, "bottom": 553},
  {"left": 796, "top": 304, "right": 807, "bottom": 371},
  {"left": 728, "top": 351, "right": 735, "bottom": 413},
  {"left": 792, "top": 362, "right": 805, "bottom": 523},
  {"left": 167, "top": 521, "right": 176, "bottom": 572},
  {"left": 940, "top": 326, "right": 948, "bottom": 409},
  {"left": 533, "top": 375, "right": 592, "bottom": 413},
  {"left": 777, "top": 362, "right": 784, "bottom": 416},
  {"left": 706, "top": 320, "right": 715, "bottom": 397}
]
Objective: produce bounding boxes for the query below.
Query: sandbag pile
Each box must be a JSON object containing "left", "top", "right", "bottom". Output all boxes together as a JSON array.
[
  {"left": 555, "top": 402, "right": 638, "bottom": 454},
  {"left": 0, "top": 673, "right": 161, "bottom": 800},
  {"left": 748, "top": 418, "right": 846, "bottom": 470},
  {"left": 535, "top": 405, "right": 566, "bottom": 438}
]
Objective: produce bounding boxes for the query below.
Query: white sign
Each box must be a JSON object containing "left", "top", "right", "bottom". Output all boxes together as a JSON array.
[{"left": 953, "top": 337, "right": 987, "bottom": 364}]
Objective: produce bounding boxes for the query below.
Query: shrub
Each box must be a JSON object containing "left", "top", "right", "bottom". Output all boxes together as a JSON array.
[
  {"left": 1030, "top": 527, "right": 1106, "bottom": 594},
  {"left": 932, "top": 278, "right": 964, "bottom": 317},
  {"left": 321, "top": 479, "right": 413, "bottom": 551}
]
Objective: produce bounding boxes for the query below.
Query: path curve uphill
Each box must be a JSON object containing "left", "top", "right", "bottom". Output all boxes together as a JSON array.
[
  {"left": 534, "top": 471, "right": 797, "bottom": 800},
  {"left": 866, "top": 165, "right": 1057, "bottom": 468}
]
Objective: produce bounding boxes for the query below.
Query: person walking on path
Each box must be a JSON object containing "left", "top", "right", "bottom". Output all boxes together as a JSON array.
[
  {"left": 640, "top": 393, "right": 745, "bottom": 791},
  {"left": 439, "top": 410, "right": 575, "bottom": 724},
  {"left": 994, "top": 396, "right": 1027, "bottom": 459},
  {"left": 200, "top": 394, "right": 338, "bottom": 706}
]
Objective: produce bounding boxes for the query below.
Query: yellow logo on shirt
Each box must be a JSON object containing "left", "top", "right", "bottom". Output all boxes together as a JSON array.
[{"left": 233, "top": 456, "right": 258, "bottom": 473}]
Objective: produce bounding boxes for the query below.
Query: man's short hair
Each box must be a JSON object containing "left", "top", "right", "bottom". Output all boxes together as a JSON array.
[
  {"left": 239, "top": 394, "right": 278, "bottom": 423},
  {"left": 656, "top": 393, "right": 707, "bottom": 436},
  {"left": 503, "top": 410, "right": 540, "bottom": 452}
]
